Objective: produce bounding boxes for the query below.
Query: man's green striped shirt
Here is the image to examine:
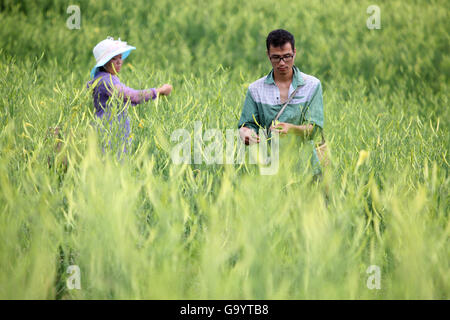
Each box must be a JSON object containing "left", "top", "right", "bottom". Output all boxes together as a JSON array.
[{"left": 238, "top": 65, "right": 324, "bottom": 175}]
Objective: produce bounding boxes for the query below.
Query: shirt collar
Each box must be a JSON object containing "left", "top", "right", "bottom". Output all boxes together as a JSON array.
[{"left": 264, "top": 65, "right": 305, "bottom": 87}]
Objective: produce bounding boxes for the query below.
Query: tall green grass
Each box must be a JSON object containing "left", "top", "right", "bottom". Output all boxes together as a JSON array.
[{"left": 0, "top": 0, "right": 448, "bottom": 299}]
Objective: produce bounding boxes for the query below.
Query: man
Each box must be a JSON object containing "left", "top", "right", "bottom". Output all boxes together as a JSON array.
[{"left": 238, "top": 29, "right": 324, "bottom": 178}]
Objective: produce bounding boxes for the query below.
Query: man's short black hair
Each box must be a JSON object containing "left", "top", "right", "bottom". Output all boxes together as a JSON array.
[{"left": 266, "top": 29, "right": 295, "bottom": 52}]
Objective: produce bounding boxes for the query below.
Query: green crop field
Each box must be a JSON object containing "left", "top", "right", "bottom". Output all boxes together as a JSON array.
[{"left": 0, "top": 0, "right": 448, "bottom": 299}]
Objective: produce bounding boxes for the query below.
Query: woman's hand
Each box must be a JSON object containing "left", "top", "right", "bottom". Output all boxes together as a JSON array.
[{"left": 156, "top": 84, "right": 173, "bottom": 96}]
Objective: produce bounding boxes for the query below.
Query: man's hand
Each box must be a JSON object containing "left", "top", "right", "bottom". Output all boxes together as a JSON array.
[
  {"left": 270, "top": 121, "right": 291, "bottom": 136},
  {"left": 157, "top": 84, "right": 173, "bottom": 96},
  {"left": 271, "top": 122, "right": 316, "bottom": 140},
  {"left": 239, "top": 126, "right": 260, "bottom": 145}
]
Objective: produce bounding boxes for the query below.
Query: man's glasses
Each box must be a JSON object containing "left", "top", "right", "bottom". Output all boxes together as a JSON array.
[{"left": 269, "top": 54, "right": 294, "bottom": 63}]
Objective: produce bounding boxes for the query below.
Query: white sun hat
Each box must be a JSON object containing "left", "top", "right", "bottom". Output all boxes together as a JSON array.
[{"left": 90, "top": 36, "right": 136, "bottom": 78}]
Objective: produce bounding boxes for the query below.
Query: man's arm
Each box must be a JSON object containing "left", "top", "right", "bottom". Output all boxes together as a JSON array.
[
  {"left": 304, "top": 81, "right": 324, "bottom": 130},
  {"left": 270, "top": 122, "right": 315, "bottom": 140},
  {"left": 287, "top": 123, "right": 315, "bottom": 138},
  {"left": 238, "top": 89, "right": 261, "bottom": 144}
]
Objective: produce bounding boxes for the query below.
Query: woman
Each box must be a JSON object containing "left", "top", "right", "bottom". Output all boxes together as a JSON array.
[{"left": 87, "top": 36, "right": 172, "bottom": 155}]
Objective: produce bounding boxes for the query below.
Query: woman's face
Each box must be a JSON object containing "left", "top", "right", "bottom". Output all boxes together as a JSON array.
[{"left": 105, "top": 54, "right": 123, "bottom": 75}]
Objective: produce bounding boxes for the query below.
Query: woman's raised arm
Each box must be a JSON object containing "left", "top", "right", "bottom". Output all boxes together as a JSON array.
[{"left": 114, "top": 83, "right": 156, "bottom": 105}]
